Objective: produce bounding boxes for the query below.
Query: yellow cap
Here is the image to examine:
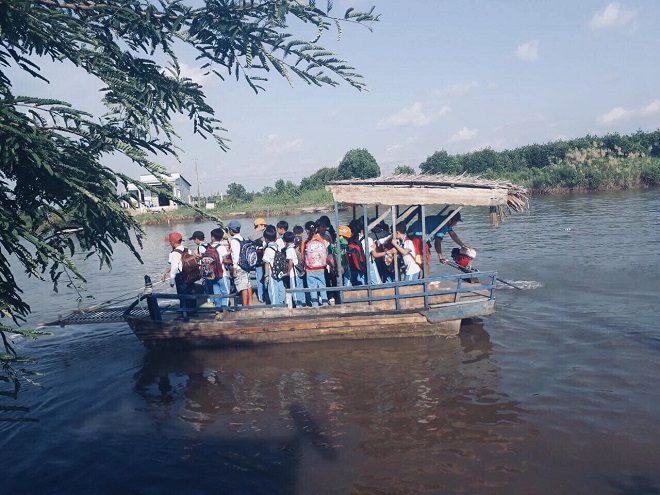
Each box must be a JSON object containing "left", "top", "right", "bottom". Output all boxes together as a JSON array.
[
  {"left": 338, "top": 225, "right": 352, "bottom": 238},
  {"left": 253, "top": 217, "right": 266, "bottom": 227}
]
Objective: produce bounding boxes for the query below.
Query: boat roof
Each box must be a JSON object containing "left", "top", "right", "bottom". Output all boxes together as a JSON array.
[{"left": 326, "top": 174, "right": 529, "bottom": 211}]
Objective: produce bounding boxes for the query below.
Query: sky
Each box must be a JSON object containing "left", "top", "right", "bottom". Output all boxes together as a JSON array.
[{"left": 14, "top": 1, "right": 660, "bottom": 195}]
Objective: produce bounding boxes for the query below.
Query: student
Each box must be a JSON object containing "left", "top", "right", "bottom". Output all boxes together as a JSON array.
[
  {"left": 275, "top": 220, "right": 288, "bottom": 250},
  {"left": 227, "top": 220, "right": 253, "bottom": 307},
  {"left": 292, "top": 225, "right": 307, "bottom": 307},
  {"left": 337, "top": 225, "right": 352, "bottom": 287},
  {"left": 300, "top": 221, "right": 329, "bottom": 306},
  {"left": 390, "top": 222, "right": 422, "bottom": 281},
  {"left": 315, "top": 216, "right": 338, "bottom": 303},
  {"left": 282, "top": 231, "right": 300, "bottom": 308},
  {"left": 160, "top": 232, "right": 197, "bottom": 317},
  {"left": 252, "top": 217, "right": 267, "bottom": 303},
  {"left": 407, "top": 210, "right": 470, "bottom": 264},
  {"left": 189, "top": 230, "right": 212, "bottom": 305},
  {"left": 262, "top": 225, "right": 285, "bottom": 306},
  {"left": 209, "top": 228, "right": 231, "bottom": 317},
  {"left": 348, "top": 218, "right": 382, "bottom": 286}
]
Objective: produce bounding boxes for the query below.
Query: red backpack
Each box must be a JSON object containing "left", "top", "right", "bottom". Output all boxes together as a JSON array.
[
  {"left": 345, "top": 239, "right": 367, "bottom": 274},
  {"left": 200, "top": 245, "right": 223, "bottom": 281}
]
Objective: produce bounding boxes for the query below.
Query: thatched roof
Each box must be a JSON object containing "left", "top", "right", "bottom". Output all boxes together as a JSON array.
[{"left": 326, "top": 174, "right": 529, "bottom": 213}]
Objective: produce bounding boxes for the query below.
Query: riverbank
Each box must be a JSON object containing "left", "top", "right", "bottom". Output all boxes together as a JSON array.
[{"left": 132, "top": 183, "right": 656, "bottom": 226}]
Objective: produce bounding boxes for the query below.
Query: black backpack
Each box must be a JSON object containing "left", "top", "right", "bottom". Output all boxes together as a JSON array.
[{"left": 268, "top": 246, "right": 289, "bottom": 280}]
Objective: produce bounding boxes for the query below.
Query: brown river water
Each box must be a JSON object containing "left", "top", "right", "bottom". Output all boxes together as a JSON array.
[{"left": 2, "top": 189, "right": 659, "bottom": 494}]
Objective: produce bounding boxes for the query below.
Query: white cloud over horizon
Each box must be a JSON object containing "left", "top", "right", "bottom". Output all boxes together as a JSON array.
[
  {"left": 514, "top": 40, "right": 539, "bottom": 62},
  {"left": 598, "top": 99, "right": 660, "bottom": 125},
  {"left": 377, "top": 102, "right": 451, "bottom": 129},
  {"left": 448, "top": 126, "right": 478, "bottom": 143},
  {"left": 589, "top": 2, "right": 638, "bottom": 31}
]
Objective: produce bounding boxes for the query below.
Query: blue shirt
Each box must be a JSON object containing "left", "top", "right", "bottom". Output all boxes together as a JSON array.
[{"left": 408, "top": 215, "right": 453, "bottom": 240}]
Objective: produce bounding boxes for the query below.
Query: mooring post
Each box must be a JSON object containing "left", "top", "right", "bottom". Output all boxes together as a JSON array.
[{"left": 144, "top": 275, "right": 162, "bottom": 321}]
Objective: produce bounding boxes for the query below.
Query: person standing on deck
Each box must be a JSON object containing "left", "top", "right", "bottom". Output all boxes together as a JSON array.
[
  {"left": 390, "top": 222, "right": 421, "bottom": 281},
  {"left": 160, "top": 232, "right": 196, "bottom": 316},
  {"left": 300, "top": 221, "right": 329, "bottom": 306},
  {"left": 189, "top": 230, "right": 212, "bottom": 306},
  {"left": 252, "top": 217, "right": 267, "bottom": 303},
  {"left": 209, "top": 227, "right": 231, "bottom": 317},
  {"left": 408, "top": 210, "right": 471, "bottom": 264},
  {"left": 227, "top": 220, "right": 253, "bottom": 307}
]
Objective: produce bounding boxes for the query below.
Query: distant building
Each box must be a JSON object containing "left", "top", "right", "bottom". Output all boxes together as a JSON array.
[{"left": 126, "top": 173, "right": 192, "bottom": 211}]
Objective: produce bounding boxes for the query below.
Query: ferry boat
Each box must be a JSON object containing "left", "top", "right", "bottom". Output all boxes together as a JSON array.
[{"left": 123, "top": 174, "right": 528, "bottom": 349}]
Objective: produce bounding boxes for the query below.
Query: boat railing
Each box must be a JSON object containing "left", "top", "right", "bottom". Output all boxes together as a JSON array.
[{"left": 125, "top": 271, "right": 496, "bottom": 321}]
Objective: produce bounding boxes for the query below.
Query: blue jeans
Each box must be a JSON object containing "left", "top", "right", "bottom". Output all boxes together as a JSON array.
[
  {"left": 266, "top": 277, "right": 286, "bottom": 306},
  {"left": 350, "top": 270, "right": 366, "bottom": 286},
  {"left": 211, "top": 277, "right": 230, "bottom": 310},
  {"left": 255, "top": 264, "right": 265, "bottom": 302},
  {"left": 404, "top": 272, "right": 420, "bottom": 281},
  {"left": 306, "top": 270, "right": 328, "bottom": 306},
  {"left": 293, "top": 274, "right": 306, "bottom": 307}
]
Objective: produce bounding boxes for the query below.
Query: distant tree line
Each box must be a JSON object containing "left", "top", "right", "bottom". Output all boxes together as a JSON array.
[
  {"left": 220, "top": 130, "right": 660, "bottom": 205},
  {"left": 419, "top": 130, "right": 660, "bottom": 191}
]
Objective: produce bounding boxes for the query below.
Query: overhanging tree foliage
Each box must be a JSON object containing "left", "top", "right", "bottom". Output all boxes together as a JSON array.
[{"left": 0, "top": 0, "right": 378, "bottom": 409}]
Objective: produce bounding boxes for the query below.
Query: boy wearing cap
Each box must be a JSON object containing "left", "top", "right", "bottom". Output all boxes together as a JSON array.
[
  {"left": 161, "top": 232, "right": 197, "bottom": 317},
  {"left": 252, "top": 217, "right": 267, "bottom": 303},
  {"left": 407, "top": 210, "right": 470, "bottom": 264},
  {"left": 228, "top": 220, "right": 253, "bottom": 307},
  {"left": 189, "top": 230, "right": 212, "bottom": 306}
]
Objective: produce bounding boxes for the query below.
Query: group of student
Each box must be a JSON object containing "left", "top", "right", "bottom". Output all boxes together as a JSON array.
[{"left": 160, "top": 211, "right": 468, "bottom": 316}]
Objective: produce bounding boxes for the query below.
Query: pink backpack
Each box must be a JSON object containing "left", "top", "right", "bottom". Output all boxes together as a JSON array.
[{"left": 304, "top": 238, "right": 327, "bottom": 270}]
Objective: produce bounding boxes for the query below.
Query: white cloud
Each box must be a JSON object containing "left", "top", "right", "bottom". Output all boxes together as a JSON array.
[
  {"left": 266, "top": 138, "right": 303, "bottom": 155},
  {"left": 267, "top": 134, "right": 278, "bottom": 142},
  {"left": 598, "top": 106, "right": 632, "bottom": 124},
  {"left": 385, "top": 136, "right": 419, "bottom": 153},
  {"left": 432, "top": 81, "right": 479, "bottom": 98},
  {"left": 377, "top": 102, "right": 450, "bottom": 129},
  {"left": 178, "top": 62, "right": 208, "bottom": 85},
  {"left": 598, "top": 99, "right": 660, "bottom": 125},
  {"left": 589, "top": 3, "right": 637, "bottom": 31},
  {"left": 515, "top": 40, "right": 539, "bottom": 62},
  {"left": 448, "top": 126, "right": 478, "bottom": 143},
  {"left": 640, "top": 100, "right": 660, "bottom": 115}
]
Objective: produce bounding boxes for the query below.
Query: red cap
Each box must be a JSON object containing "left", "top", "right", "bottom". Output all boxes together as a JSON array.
[{"left": 165, "top": 232, "right": 183, "bottom": 243}]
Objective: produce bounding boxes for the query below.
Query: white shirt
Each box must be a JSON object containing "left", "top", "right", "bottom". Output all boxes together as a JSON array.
[
  {"left": 229, "top": 233, "right": 244, "bottom": 266},
  {"left": 168, "top": 245, "right": 190, "bottom": 284},
  {"left": 285, "top": 244, "right": 298, "bottom": 277},
  {"left": 400, "top": 237, "right": 421, "bottom": 276}
]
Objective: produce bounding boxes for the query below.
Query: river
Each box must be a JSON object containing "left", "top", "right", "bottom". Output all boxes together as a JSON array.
[{"left": 2, "top": 189, "right": 659, "bottom": 494}]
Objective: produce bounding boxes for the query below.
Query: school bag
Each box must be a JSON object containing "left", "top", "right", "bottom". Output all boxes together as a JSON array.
[
  {"left": 200, "top": 245, "right": 223, "bottom": 281},
  {"left": 236, "top": 238, "right": 259, "bottom": 272},
  {"left": 178, "top": 248, "right": 201, "bottom": 284},
  {"left": 293, "top": 245, "right": 306, "bottom": 278},
  {"left": 345, "top": 239, "right": 367, "bottom": 274},
  {"left": 267, "top": 246, "right": 288, "bottom": 281},
  {"left": 304, "top": 237, "right": 327, "bottom": 270}
]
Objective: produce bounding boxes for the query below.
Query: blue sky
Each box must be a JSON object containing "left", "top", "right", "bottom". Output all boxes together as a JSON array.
[{"left": 15, "top": 1, "right": 660, "bottom": 194}]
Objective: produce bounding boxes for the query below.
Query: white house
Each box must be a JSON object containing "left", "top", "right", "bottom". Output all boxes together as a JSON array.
[{"left": 127, "top": 173, "right": 192, "bottom": 211}]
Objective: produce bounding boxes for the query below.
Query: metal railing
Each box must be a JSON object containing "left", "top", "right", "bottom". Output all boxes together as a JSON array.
[{"left": 125, "top": 271, "right": 497, "bottom": 322}]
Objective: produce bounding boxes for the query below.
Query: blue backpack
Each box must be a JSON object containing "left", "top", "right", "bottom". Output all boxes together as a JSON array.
[{"left": 237, "top": 238, "right": 258, "bottom": 272}]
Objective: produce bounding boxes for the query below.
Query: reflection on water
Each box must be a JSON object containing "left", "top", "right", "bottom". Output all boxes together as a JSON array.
[{"left": 132, "top": 323, "right": 527, "bottom": 493}]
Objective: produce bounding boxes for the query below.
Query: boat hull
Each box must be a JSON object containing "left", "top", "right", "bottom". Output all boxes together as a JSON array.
[{"left": 125, "top": 298, "right": 495, "bottom": 350}]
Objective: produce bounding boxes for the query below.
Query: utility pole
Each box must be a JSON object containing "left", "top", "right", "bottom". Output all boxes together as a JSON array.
[{"left": 194, "top": 158, "right": 200, "bottom": 206}]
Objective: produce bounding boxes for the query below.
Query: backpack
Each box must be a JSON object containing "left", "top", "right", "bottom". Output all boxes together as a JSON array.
[
  {"left": 267, "top": 246, "right": 288, "bottom": 281},
  {"left": 236, "top": 238, "right": 258, "bottom": 272},
  {"left": 304, "top": 237, "right": 327, "bottom": 270},
  {"left": 345, "top": 239, "right": 367, "bottom": 274},
  {"left": 200, "top": 245, "right": 223, "bottom": 281},
  {"left": 178, "top": 248, "right": 201, "bottom": 284},
  {"left": 293, "top": 245, "right": 306, "bottom": 278}
]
